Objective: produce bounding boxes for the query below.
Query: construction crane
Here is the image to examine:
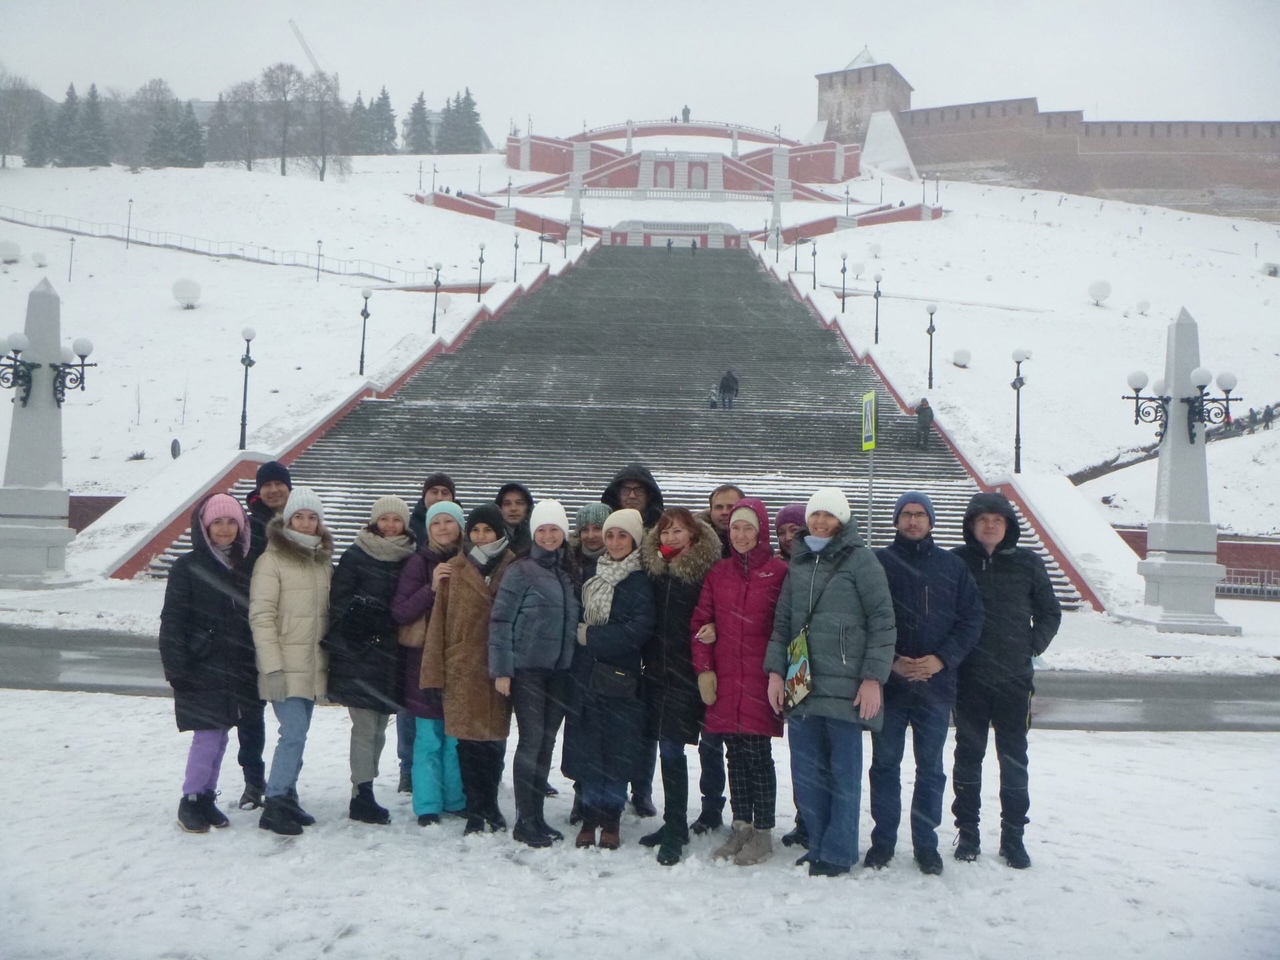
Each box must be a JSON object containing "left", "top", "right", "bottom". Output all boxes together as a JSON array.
[{"left": 289, "top": 19, "right": 323, "bottom": 74}]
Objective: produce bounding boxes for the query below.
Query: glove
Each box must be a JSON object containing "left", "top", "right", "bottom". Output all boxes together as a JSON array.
[
  {"left": 576, "top": 623, "right": 589, "bottom": 646},
  {"left": 697, "top": 671, "right": 717, "bottom": 706},
  {"left": 262, "top": 670, "right": 287, "bottom": 703}
]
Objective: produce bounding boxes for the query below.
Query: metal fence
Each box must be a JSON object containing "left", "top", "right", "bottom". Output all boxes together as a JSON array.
[{"left": 1219, "top": 567, "right": 1280, "bottom": 600}]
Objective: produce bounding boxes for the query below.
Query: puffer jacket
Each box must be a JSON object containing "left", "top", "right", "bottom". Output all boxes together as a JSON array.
[
  {"left": 691, "top": 499, "right": 787, "bottom": 737},
  {"left": 639, "top": 517, "right": 721, "bottom": 744},
  {"left": 422, "top": 550, "right": 515, "bottom": 741},
  {"left": 391, "top": 542, "right": 457, "bottom": 720},
  {"left": 159, "top": 497, "right": 258, "bottom": 731},
  {"left": 876, "top": 533, "right": 984, "bottom": 706},
  {"left": 488, "top": 544, "right": 581, "bottom": 678},
  {"left": 952, "top": 492, "right": 1063, "bottom": 687},
  {"left": 249, "top": 516, "right": 334, "bottom": 701},
  {"left": 764, "top": 521, "right": 897, "bottom": 730}
]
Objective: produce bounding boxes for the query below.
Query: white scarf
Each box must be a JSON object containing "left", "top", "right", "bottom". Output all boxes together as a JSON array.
[{"left": 582, "top": 549, "right": 642, "bottom": 626}]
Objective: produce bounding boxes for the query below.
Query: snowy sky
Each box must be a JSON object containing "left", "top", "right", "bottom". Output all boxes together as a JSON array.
[{"left": 4, "top": 0, "right": 1280, "bottom": 142}]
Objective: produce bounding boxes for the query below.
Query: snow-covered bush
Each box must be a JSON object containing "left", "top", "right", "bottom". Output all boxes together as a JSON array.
[
  {"left": 0, "top": 241, "right": 19, "bottom": 264},
  {"left": 1089, "top": 280, "right": 1112, "bottom": 305},
  {"left": 952, "top": 349, "right": 971, "bottom": 368},
  {"left": 172, "top": 279, "right": 201, "bottom": 309}
]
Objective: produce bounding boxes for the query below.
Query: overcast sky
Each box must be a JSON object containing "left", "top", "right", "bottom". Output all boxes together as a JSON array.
[{"left": 5, "top": 0, "right": 1279, "bottom": 142}]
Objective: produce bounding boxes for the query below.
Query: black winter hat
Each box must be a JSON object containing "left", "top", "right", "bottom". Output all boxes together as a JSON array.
[
  {"left": 421, "top": 472, "right": 457, "bottom": 498},
  {"left": 255, "top": 460, "right": 292, "bottom": 490},
  {"left": 466, "top": 503, "right": 507, "bottom": 537}
]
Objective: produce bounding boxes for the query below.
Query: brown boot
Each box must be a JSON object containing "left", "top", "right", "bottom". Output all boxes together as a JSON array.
[
  {"left": 576, "top": 808, "right": 598, "bottom": 848},
  {"left": 599, "top": 811, "right": 621, "bottom": 850}
]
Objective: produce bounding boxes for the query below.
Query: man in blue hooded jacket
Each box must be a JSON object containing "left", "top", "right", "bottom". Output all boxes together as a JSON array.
[{"left": 867, "top": 491, "right": 984, "bottom": 875}]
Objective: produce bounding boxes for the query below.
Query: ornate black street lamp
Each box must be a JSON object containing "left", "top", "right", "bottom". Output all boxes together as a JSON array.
[
  {"left": 1011, "top": 348, "right": 1030, "bottom": 473},
  {"left": 431, "top": 262, "right": 443, "bottom": 334},
  {"left": 840, "top": 252, "right": 848, "bottom": 312},
  {"left": 925, "top": 303, "right": 937, "bottom": 389},
  {"left": 811, "top": 242, "right": 818, "bottom": 290},
  {"left": 1183, "top": 368, "right": 1239, "bottom": 443},
  {"left": 358, "top": 288, "right": 372, "bottom": 376},
  {"left": 0, "top": 333, "right": 40, "bottom": 407},
  {"left": 513, "top": 234, "right": 520, "bottom": 281},
  {"left": 1122, "top": 371, "right": 1171, "bottom": 441},
  {"left": 476, "top": 243, "right": 486, "bottom": 302},
  {"left": 315, "top": 240, "right": 322, "bottom": 282},
  {"left": 873, "top": 272, "right": 883, "bottom": 344},
  {"left": 50, "top": 338, "right": 96, "bottom": 408},
  {"left": 238, "top": 328, "right": 256, "bottom": 450}
]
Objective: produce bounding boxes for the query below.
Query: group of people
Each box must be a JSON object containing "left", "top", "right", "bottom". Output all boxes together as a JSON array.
[{"left": 159, "top": 459, "right": 1061, "bottom": 876}]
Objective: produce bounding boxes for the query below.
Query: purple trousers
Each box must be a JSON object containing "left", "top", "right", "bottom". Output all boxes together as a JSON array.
[{"left": 183, "top": 728, "right": 230, "bottom": 795}]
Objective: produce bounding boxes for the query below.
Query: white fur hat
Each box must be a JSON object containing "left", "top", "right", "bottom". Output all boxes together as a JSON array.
[
  {"left": 805, "top": 487, "right": 850, "bottom": 526},
  {"left": 529, "top": 498, "right": 570, "bottom": 538}
]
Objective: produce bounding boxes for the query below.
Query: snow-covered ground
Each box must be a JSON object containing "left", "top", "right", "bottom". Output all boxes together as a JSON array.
[{"left": 1, "top": 689, "right": 1275, "bottom": 960}]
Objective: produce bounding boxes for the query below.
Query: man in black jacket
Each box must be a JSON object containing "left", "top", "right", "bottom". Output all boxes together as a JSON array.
[{"left": 950, "top": 492, "right": 1062, "bottom": 869}]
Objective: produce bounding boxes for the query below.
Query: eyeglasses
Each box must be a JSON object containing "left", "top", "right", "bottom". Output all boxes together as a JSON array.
[{"left": 899, "top": 510, "right": 930, "bottom": 521}]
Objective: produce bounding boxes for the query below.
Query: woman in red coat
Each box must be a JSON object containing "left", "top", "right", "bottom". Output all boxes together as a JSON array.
[{"left": 690, "top": 498, "right": 788, "bottom": 866}]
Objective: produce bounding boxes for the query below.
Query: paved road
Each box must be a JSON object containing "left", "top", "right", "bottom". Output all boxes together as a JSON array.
[{"left": 1, "top": 625, "right": 1278, "bottom": 731}]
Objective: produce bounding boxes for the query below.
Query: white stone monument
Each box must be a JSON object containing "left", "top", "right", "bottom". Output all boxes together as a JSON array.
[
  {"left": 0, "top": 280, "right": 77, "bottom": 577},
  {"left": 1135, "top": 308, "right": 1240, "bottom": 635}
]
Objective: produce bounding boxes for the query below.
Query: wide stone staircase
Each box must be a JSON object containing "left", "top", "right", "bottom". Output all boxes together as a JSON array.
[{"left": 147, "top": 247, "right": 1082, "bottom": 607}]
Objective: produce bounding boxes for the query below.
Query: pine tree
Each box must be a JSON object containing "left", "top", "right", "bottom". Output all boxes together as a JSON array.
[
  {"left": 52, "top": 83, "right": 80, "bottom": 166},
  {"left": 435, "top": 94, "right": 461, "bottom": 154},
  {"left": 370, "top": 87, "right": 397, "bottom": 154},
  {"left": 346, "top": 92, "right": 371, "bottom": 155},
  {"left": 206, "top": 93, "right": 232, "bottom": 161},
  {"left": 146, "top": 100, "right": 178, "bottom": 167},
  {"left": 23, "top": 102, "right": 51, "bottom": 167},
  {"left": 77, "top": 83, "right": 110, "bottom": 166},
  {"left": 406, "top": 92, "right": 431, "bottom": 154},
  {"left": 174, "top": 101, "right": 205, "bottom": 167},
  {"left": 458, "top": 87, "right": 482, "bottom": 154}
]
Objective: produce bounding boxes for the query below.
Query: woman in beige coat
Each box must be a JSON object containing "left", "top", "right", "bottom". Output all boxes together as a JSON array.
[{"left": 250, "top": 486, "right": 335, "bottom": 836}]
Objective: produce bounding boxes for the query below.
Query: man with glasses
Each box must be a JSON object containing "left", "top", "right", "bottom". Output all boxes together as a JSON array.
[{"left": 866, "top": 491, "right": 983, "bottom": 875}]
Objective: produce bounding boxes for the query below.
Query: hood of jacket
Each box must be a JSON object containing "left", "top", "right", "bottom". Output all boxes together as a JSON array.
[
  {"left": 789, "top": 516, "right": 868, "bottom": 564},
  {"left": 725, "top": 497, "right": 774, "bottom": 569},
  {"left": 640, "top": 516, "right": 722, "bottom": 582},
  {"left": 494, "top": 482, "right": 535, "bottom": 512},
  {"left": 190, "top": 494, "right": 251, "bottom": 563},
  {"left": 601, "top": 463, "right": 665, "bottom": 527},
  {"left": 265, "top": 514, "right": 335, "bottom": 564},
  {"left": 962, "top": 492, "right": 1021, "bottom": 551}
]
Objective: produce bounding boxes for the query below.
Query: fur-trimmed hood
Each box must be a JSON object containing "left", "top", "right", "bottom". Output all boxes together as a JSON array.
[
  {"left": 265, "top": 514, "right": 335, "bottom": 564},
  {"left": 640, "top": 516, "right": 722, "bottom": 583}
]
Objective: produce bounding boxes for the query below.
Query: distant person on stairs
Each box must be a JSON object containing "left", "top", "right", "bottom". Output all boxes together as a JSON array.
[
  {"left": 915, "top": 399, "right": 934, "bottom": 449},
  {"left": 495, "top": 482, "right": 536, "bottom": 556},
  {"left": 719, "top": 370, "right": 739, "bottom": 410},
  {"left": 601, "top": 463, "right": 668, "bottom": 815}
]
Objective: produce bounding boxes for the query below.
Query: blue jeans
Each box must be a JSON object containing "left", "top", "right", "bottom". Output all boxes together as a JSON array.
[
  {"left": 869, "top": 684, "right": 950, "bottom": 852},
  {"left": 698, "top": 732, "right": 726, "bottom": 813},
  {"left": 412, "top": 718, "right": 465, "bottom": 816},
  {"left": 788, "top": 713, "right": 864, "bottom": 869},
  {"left": 581, "top": 778, "right": 628, "bottom": 819},
  {"left": 265, "top": 698, "right": 314, "bottom": 799}
]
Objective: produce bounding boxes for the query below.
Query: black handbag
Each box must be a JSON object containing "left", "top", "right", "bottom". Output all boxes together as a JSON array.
[{"left": 589, "top": 660, "right": 639, "bottom": 699}]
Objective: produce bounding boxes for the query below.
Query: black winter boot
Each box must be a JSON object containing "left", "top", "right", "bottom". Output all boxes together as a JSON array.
[
  {"left": 781, "top": 813, "right": 809, "bottom": 849},
  {"left": 513, "top": 817, "right": 554, "bottom": 848},
  {"left": 258, "top": 797, "right": 302, "bottom": 836},
  {"left": 196, "top": 792, "right": 229, "bottom": 829},
  {"left": 999, "top": 825, "right": 1031, "bottom": 869},
  {"left": 690, "top": 805, "right": 724, "bottom": 835},
  {"left": 657, "top": 828, "right": 687, "bottom": 866},
  {"left": 535, "top": 817, "right": 563, "bottom": 842},
  {"left": 569, "top": 784, "right": 583, "bottom": 825},
  {"left": 397, "top": 770, "right": 413, "bottom": 794},
  {"left": 177, "top": 795, "right": 210, "bottom": 834},
  {"left": 631, "top": 793, "right": 657, "bottom": 818},
  {"left": 283, "top": 788, "right": 315, "bottom": 826},
  {"left": 349, "top": 782, "right": 390, "bottom": 825},
  {"left": 954, "top": 826, "right": 981, "bottom": 862},
  {"left": 237, "top": 782, "right": 264, "bottom": 810},
  {"left": 639, "top": 824, "right": 670, "bottom": 848}
]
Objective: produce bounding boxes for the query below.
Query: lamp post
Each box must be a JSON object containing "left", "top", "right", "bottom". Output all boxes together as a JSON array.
[
  {"left": 476, "top": 243, "right": 486, "bottom": 301},
  {"left": 1183, "top": 368, "right": 1240, "bottom": 443},
  {"left": 811, "top": 241, "right": 818, "bottom": 290},
  {"left": 925, "top": 303, "right": 937, "bottom": 389},
  {"left": 873, "top": 272, "right": 883, "bottom": 344},
  {"left": 1011, "top": 348, "right": 1030, "bottom": 473},
  {"left": 880, "top": 178, "right": 884, "bottom": 203},
  {"left": 513, "top": 233, "right": 520, "bottom": 281},
  {"left": 67, "top": 237, "right": 74, "bottom": 282},
  {"left": 126, "top": 199, "right": 133, "bottom": 250},
  {"left": 921, "top": 178, "right": 927, "bottom": 205},
  {"left": 0, "top": 333, "right": 40, "bottom": 408},
  {"left": 840, "top": 252, "right": 847, "bottom": 311},
  {"left": 315, "top": 240, "right": 322, "bottom": 282},
  {"left": 431, "top": 262, "right": 442, "bottom": 334},
  {"left": 358, "top": 288, "right": 372, "bottom": 376},
  {"left": 507, "top": 177, "right": 512, "bottom": 207},
  {"left": 50, "top": 338, "right": 96, "bottom": 408},
  {"left": 431, "top": 163, "right": 438, "bottom": 193},
  {"left": 238, "top": 327, "right": 256, "bottom": 451},
  {"left": 844, "top": 184, "right": 850, "bottom": 217},
  {"left": 774, "top": 224, "right": 780, "bottom": 264},
  {"left": 418, "top": 161, "right": 423, "bottom": 192}
]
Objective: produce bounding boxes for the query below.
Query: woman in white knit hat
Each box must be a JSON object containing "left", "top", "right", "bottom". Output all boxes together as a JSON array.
[
  {"left": 324, "top": 495, "right": 416, "bottom": 827},
  {"left": 762, "top": 487, "right": 897, "bottom": 877},
  {"left": 562, "top": 508, "right": 656, "bottom": 851},
  {"left": 250, "top": 486, "right": 335, "bottom": 836}
]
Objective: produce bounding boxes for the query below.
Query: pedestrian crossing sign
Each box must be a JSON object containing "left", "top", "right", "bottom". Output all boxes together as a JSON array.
[{"left": 862, "top": 392, "right": 876, "bottom": 451}]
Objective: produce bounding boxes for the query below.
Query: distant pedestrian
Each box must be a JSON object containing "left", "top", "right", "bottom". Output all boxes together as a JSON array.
[
  {"left": 719, "top": 370, "right": 740, "bottom": 410},
  {"left": 1248, "top": 408, "right": 1258, "bottom": 434},
  {"left": 666, "top": 238, "right": 674, "bottom": 253},
  {"left": 1264, "top": 405, "right": 1274, "bottom": 431},
  {"left": 691, "top": 239, "right": 698, "bottom": 255},
  {"left": 916, "top": 399, "right": 934, "bottom": 449}
]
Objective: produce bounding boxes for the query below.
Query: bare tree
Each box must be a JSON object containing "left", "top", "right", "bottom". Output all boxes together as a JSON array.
[
  {"left": 301, "top": 70, "right": 349, "bottom": 181},
  {"left": 225, "top": 80, "right": 261, "bottom": 171},
  {"left": 0, "top": 65, "right": 37, "bottom": 168},
  {"left": 259, "top": 62, "right": 305, "bottom": 176}
]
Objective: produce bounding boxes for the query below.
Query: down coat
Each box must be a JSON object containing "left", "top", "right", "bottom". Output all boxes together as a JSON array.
[
  {"left": 639, "top": 517, "right": 721, "bottom": 744},
  {"left": 763, "top": 521, "right": 897, "bottom": 731},
  {"left": 249, "top": 516, "right": 334, "bottom": 701},
  {"left": 159, "top": 498, "right": 259, "bottom": 731},
  {"left": 391, "top": 542, "right": 456, "bottom": 720},
  {"left": 422, "top": 550, "right": 516, "bottom": 741},
  {"left": 487, "top": 545, "right": 581, "bottom": 679},
  {"left": 691, "top": 499, "right": 787, "bottom": 737},
  {"left": 952, "top": 492, "right": 1062, "bottom": 688},
  {"left": 323, "top": 531, "right": 414, "bottom": 713},
  {"left": 562, "top": 568, "right": 656, "bottom": 785}
]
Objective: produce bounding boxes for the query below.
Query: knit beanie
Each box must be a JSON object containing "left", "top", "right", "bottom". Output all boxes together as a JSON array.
[
  {"left": 370, "top": 495, "right": 411, "bottom": 526},
  {"left": 774, "top": 502, "right": 807, "bottom": 535},
  {"left": 729, "top": 506, "right": 760, "bottom": 531},
  {"left": 603, "top": 508, "right": 645, "bottom": 551},
  {"left": 425, "top": 500, "right": 466, "bottom": 531},
  {"left": 283, "top": 486, "right": 324, "bottom": 525},
  {"left": 256, "top": 460, "right": 293, "bottom": 490},
  {"left": 575, "top": 501, "right": 611, "bottom": 531},
  {"left": 201, "top": 493, "right": 245, "bottom": 532},
  {"left": 529, "top": 499, "right": 570, "bottom": 538},
  {"left": 466, "top": 503, "right": 506, "bottom": 537},
  {"left": 892, "top": 490, "right": 936, "bottom": 526},
  {"left": 806, "top": 487, "right": 851, "bottom": 526},
  {"left": 421, "top": 472, "right": 457, "bottom": 498}
]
